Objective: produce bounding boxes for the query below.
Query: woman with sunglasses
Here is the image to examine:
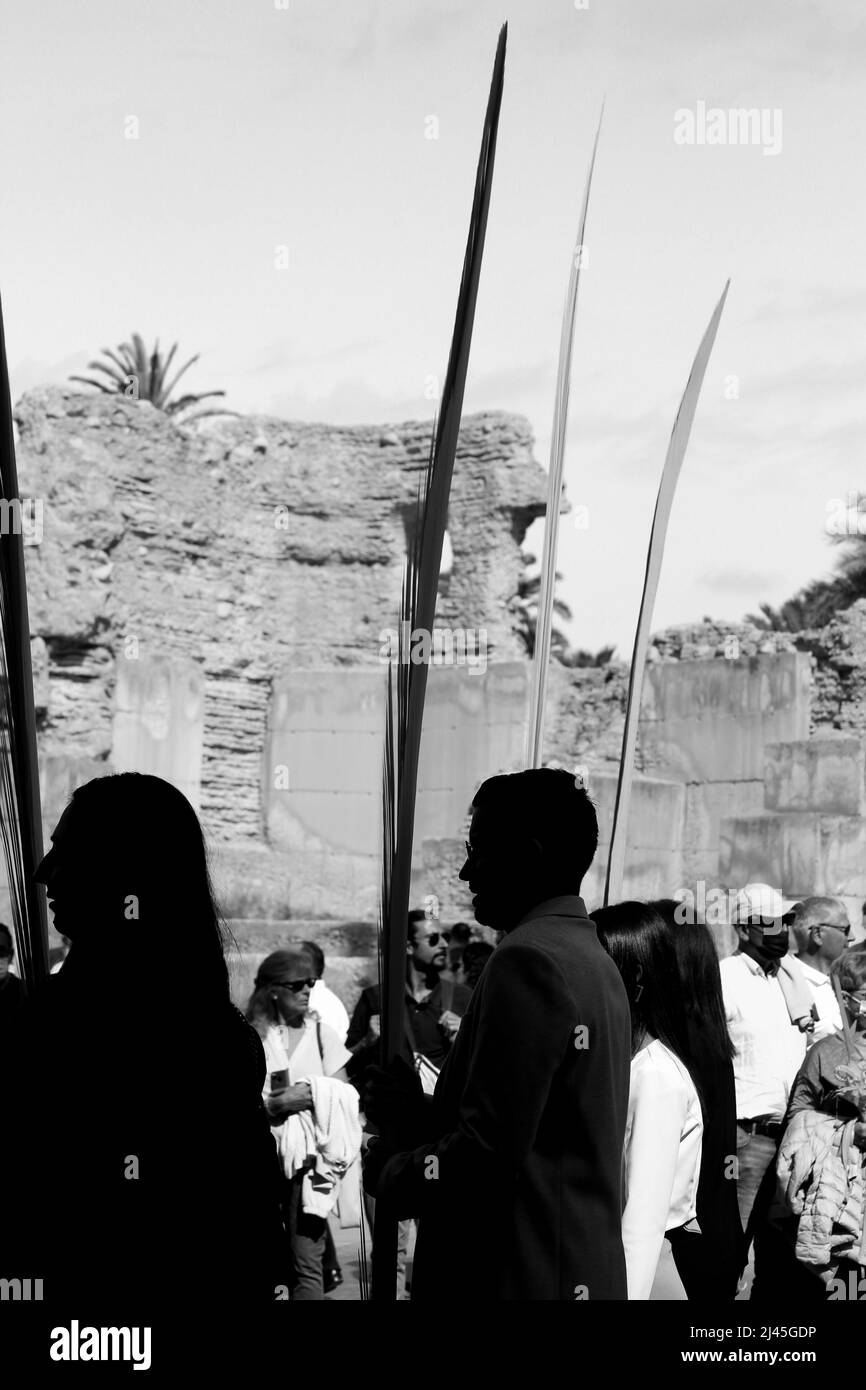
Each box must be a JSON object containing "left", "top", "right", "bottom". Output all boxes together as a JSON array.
[{"left": 246, "top": 944, "right": 354, "bottom": 1300}]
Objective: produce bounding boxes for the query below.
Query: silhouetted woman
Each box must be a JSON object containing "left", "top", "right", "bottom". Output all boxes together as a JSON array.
[
  {"left": 651, "top": 899, "right": 744, "bottom": 1299},
  {"left": 592, "top": 901, "right": 703, "bottom": 1299},
  {"left": 6, "top": 773, "right": 284, "bottom": 1320}
]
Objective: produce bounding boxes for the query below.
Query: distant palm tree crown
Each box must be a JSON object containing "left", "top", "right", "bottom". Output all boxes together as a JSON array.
[
  {"left": 69, "top": 334, "right": 235, "bottom": 423},
  {"left": 749, "top": 499, "right": 866, "bottom": 631}
]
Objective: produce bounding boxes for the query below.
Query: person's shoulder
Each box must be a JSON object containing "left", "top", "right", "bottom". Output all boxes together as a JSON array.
[
  {"left": 631, "top": 1041, "right": 693, "bottom": 1101},
  {"left": 718, "top": 952, "right": 745, "bottom": 980},
  {"left": 804, "top": 1030, "right": 847, "bottom": 1065},
  {"left": 352, "top": 981, "right": 380, "bottom": 1010},
  {"left": 320, "top": 981, "right": 347, "bottom": 1006},
  {"left": 314, "top": 1016, "right": 344, "bottom": 1046}
]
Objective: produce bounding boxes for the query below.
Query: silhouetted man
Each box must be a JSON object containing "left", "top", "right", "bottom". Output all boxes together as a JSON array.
[{"left": 364, "top": 768, "right": 631, "bottom": 1301}]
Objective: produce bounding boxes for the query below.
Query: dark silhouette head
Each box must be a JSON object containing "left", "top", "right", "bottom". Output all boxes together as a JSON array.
[
  {"left": 650, "top": 898, "right": 734, "bottom": 1068},
  {"left": 34, "top": 772, "right": 230, "bottom": 1000},
  {"left": 591, "top": 900, "right": 694, "bottom": 1071},
  {"left": 303, "top": 940, "right": 326, "bottom": 980},
  {"left": 460, "top": 769, "right": 598, "bottom": 932}
]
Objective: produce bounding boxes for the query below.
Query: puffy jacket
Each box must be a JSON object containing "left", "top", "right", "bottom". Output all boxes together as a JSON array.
[{"left": 776, "top": 1108, "right": 866, "bottom": 1266}]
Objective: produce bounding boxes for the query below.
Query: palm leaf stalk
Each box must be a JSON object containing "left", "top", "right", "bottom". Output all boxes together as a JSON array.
[
  {"left": 370, "top": 23, "right": 507, "bottom": 1301},
  {"left": 525, "top": 106, "right": 603, "bottom": 768},
  {"left": 604, "top": 282, "right": 729, "bottom": 904},
  {"left": 0, "top": 294, "right": 49, "bottom": 989}
]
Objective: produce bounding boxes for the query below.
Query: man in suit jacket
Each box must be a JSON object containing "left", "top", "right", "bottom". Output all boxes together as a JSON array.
[{"left": 364, "top": 767, "right": 632, "bottom": 1300}]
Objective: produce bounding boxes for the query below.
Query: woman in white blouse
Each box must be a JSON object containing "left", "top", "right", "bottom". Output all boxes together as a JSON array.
[
  {"left": 592, "top": 902, "right": 703, "bottom": 1300},
  {"left": 246, "top": 943, "right": 354, "bottom": 1300}
]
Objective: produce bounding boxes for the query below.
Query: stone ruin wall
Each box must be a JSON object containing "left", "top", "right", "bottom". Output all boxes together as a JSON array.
[
  {"left": 14, "top": 386, "right": 548, "bottom": 1005},
  {"left": 13, "top": 385, "right": 866, "bottom": 1003}
]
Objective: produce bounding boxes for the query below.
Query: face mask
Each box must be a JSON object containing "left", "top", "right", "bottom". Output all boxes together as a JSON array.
[{"left": 748, "top": 925, "right": 789, "bottom": 958}]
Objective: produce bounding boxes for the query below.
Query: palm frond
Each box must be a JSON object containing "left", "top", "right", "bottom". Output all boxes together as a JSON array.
[
  {"left": 160, "top": 352, "right": 201, "bottom": 405},
  {"left": 148, "top": 339, "right": 161, "bottom": 409},
  {"left": 165, "top": 390, "right": 227, "bottom": 416},
  {"left": 604, "top": 281, "right": 729, "bottom": 903},
  {"left": 0, "top": 292, "right": 49, "bottom": 990},
  {"left": 67, "top": 376, "right": 117, "bottom": 393},
  {"left": 151, "top": 341, "right": 179, "bottom": 406},
  {"left": 371, "top": 23, "right": 507, "bottom": 1300},
  {"left": 97, "top": 347, "right": 136, "bottom": 384},
  {"left": 526, "top": 103, "right": 604, "bottom": 768}
]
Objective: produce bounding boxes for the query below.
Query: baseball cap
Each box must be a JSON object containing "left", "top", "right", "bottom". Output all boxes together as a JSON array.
[{"left": 732, "top": 883, "right": 799, "bottom": 925}]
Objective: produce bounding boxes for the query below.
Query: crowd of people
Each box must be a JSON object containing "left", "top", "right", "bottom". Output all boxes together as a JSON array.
[
  {"left": 2, "top": 766, "right": 865, "bottom": 1307},
  {"left": 361, "top": 769, "right": 866, "bottom": 1302}
]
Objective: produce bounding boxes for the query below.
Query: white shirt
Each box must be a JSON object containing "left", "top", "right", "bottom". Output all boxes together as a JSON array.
[
  {"left": 719, "top": 951, "right": 807, "bottom": 1121},
  {"left": 261, "top": 1017, "right": 352, "bottom": 1091},
  {"left": 621, "top": 1039, "right": 703, "bottom": 1301},
  {"left": 797, "top": 960, "right": 842, "bottom": 1040},
  {"left": 309, "top": 980, "right": 350, "bottom": 1043}
]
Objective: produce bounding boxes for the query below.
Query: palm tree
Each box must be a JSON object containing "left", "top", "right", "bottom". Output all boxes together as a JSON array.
[
  {"left": 560, "top": 644, "right": 617, "bottom": 668},
  {"left": 69, "top": 334, "right": 235, "bottom": 422},
  {"left": 749, "top": 492, "right": 866, "bottom": 632},
  {"left": 512, "top": 557, "right": 573, "bottom": 658}
]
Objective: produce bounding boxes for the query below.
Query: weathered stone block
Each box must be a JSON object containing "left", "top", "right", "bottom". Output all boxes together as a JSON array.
[
  {"left": 582, "top": 848, "right": 684, "bottom": 912},
  {"left": 764, "top": 736, "right": 865, "bottom": 816},
  {"left": 111, "top": 655, "right": 204, "bottom": 812},
  {"left": 819, "top": 816, "right": 866, "bottom": 896},
  {"left": 590, "top": 772, "right": 686, "bottom": 849},
  {"left": 639, "top": 654, "right": 811, "bottom": 781},
  {"left": 719, "top": 811, "right": 866, "bottom": 899},
  {"left": 684, "top": 780, "right": 765, "bottom": 853}
]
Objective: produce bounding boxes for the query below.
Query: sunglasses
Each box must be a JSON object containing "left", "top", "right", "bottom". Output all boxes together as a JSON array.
[
  {"left": 418, "top": 932, "right": 449, "bottom": 947},
  {"left": 274, "top": 977, "right": 317, "bottom": 994}
]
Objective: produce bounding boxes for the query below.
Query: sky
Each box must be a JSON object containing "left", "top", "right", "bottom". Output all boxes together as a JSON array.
[{"left": 3, "top": 0, "right": 866, "bottom": 655}]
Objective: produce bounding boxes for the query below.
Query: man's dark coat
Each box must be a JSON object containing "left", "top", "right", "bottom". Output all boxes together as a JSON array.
[{"left": 379, "top": 895, "right": 631, "bottom": 1300}]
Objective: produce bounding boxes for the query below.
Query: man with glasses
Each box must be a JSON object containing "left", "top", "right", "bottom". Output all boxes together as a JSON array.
[
  {"left": 347, "top": 908, "right": 470, "bottom": 1298},
  {"left": 346, "top": 910, "right": 470, "bottom": 1081},
  {"left": 787, "top": 897, "right": 851, "bottom": 1039}
]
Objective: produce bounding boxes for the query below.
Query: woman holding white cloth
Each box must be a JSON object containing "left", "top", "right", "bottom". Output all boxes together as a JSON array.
[
  {"left": 592, "top": 903, "right": 703, "bottom": 1300},
  {"left": 246, "top": 944, "right": 354, "bottom": 1300}
]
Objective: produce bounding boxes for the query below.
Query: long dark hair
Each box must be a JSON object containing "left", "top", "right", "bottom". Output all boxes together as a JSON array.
[
  {"left": 591, "top": 900, "right": 698, "bottom": 1089},
  {"left": 59, "top": 773, "right": 232, "bottom": 1003},
  {"left": 650, "top": 898, "right": 735, "bottom": 1068}
]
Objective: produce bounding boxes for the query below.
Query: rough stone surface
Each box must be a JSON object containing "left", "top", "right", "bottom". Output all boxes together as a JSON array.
[
  {"left": 14, "top": 386, "right": 547, "bottom": 940},
  {"left": 764, "top": 735, "right": 865, "bottom": 816},
  {"left": 15, "top": 385, "right": 866, "bottom": 968},
  {"left": 17, "top": 386, "right": 547, "bottom": 801}
]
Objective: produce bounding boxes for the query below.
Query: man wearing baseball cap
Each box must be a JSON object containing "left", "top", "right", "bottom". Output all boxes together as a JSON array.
[{"left": 719, "top": 882, "right": 815, "bottom": 1273}]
